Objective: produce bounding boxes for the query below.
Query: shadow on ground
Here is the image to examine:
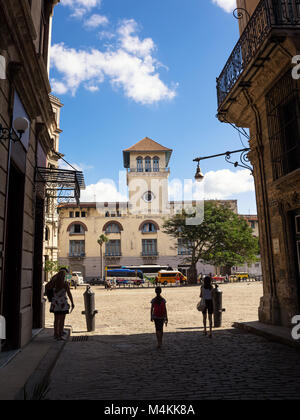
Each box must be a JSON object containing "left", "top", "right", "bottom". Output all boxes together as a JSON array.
[{"left": 47, "top": 328, "right": 300, "bottom": 400}]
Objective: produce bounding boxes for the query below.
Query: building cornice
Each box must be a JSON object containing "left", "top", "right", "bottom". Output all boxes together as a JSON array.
[{"left": 0, "top": 0, "right": 56, "bottom": 127}]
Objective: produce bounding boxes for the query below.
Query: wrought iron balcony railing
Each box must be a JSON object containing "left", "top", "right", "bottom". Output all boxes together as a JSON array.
[{"left": 217, "top": 0, "right": 300, "bottom": 108}]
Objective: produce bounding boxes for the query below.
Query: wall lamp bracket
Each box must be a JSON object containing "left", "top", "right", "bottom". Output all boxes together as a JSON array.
[
  {"left": 0, "top": 117, "right": 29, "bottom": 144},
  {"left": 193, "top": 147, "right": 252, "bottom": 181}
]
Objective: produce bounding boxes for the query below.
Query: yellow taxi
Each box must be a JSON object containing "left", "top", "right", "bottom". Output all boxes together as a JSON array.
[{"left": 229, "top": 272, "right": 249, "bottom": 282}]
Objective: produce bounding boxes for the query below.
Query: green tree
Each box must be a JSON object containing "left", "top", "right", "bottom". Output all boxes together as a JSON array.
[
  {"left": 44, "top": 260, "right": 69, "bottom": 280},
  {"left": 97, "top": 234, "right": 109, "bottom": 279},
  {"left": 163, "top": 201, "right": 259, "bottom": 284}
]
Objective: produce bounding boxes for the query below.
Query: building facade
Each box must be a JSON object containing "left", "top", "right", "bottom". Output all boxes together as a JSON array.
[
  {"left": 58, "top": 138, "right": 238, "bottom": 280},
  {"left": 217, "top": 0, "right": 300, "bottom": 326},
  {"left": 0, "top": 0, "right": 61, "bottom": 351},
  {"left": 43, "top": 94, "right": 63, "bottom": 281}
]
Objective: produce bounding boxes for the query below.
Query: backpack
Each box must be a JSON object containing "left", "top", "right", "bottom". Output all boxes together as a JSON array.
[{"left": 153, "top": 298, "right": 166, "bottom": 318}]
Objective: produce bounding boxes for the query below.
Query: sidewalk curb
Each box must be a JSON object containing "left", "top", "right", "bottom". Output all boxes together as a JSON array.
[
  {"left": 15, "top": 328, "right": 72, "bottom": 400},
  {"left": 233, "top": 322, "right": 300, "bottom": 352}
]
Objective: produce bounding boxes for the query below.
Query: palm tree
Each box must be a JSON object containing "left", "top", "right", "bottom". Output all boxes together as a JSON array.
[{"left": 97, "top": 234, "right": 108, "bottom": 279}]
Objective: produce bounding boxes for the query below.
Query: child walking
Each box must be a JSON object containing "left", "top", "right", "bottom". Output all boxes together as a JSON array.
[{"left": 151, "top": 286, "right": 168, "bottom": 349}]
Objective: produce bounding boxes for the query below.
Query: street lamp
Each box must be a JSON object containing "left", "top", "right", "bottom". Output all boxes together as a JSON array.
[
  {"left": 194, "top": 161, "right": 204, "bottom": 182},
  {"left": 0, "top": 116, "right": 29, "bottom": 144},
  {"left": 193, "top": 147, "right": 252, "bottom": 181}
]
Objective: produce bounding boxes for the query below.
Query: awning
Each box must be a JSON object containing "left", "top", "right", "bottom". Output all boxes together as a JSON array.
[{"left": 35, "top": 167, "right": 85, "bottom": 205}]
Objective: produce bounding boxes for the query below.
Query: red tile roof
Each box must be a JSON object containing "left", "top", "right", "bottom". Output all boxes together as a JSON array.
[{"left": 123, "top": 137, "right": 172, "bottom": 152}]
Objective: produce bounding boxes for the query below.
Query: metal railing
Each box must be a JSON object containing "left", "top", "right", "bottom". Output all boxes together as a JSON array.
[
  {"left": 217, "top": 0, "right": 300, "bottom": 108},
  {"left": 128, "top": 168, "right": 170, "bottom": 173},
  {"left": 141, "top": 252, "right": 159, "bottom": 257},
  {"left": 69, "top": 253, "right": 86, "bottom": 258}
]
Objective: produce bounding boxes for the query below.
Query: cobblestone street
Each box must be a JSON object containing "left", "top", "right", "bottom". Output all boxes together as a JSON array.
[{"left": 46, "top": 283, "right": 300, "bottom": 400}]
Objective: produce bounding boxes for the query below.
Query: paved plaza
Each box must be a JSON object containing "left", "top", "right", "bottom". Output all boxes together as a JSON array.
[{"left": 45, "top": 283, "right": 300, "bottom": 400}]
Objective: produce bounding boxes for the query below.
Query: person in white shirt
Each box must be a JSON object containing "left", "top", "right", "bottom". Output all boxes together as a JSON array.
[{"left": 200, "top": 276, "right": 215, "bottom": 338}]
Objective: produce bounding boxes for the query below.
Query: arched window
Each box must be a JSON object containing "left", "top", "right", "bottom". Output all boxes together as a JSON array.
[
  {"left": 106, "top": 223, "right": 120, "bottom": 233},
  {"left": 145, "top": 156, "right": 152, "bottom": 172},
  {"left": 67, "top": 222, "right": 88, "bottom": 234},
  {"left": 103, "top": 221, "right": 124, "bottom": 234},
  {"left": 139, "top": 220, "right": 159, "bottom": 233},
  {"left": 137, "top": 156, "right": 143, "bottom": 172},
  {"left": 153, "top": 156, "right": 159, "bottom": 172},
  {"left": 142, "top": 222, "right": 157, "bottom": 233},
  {"left": 45, "top": 227, "right": 49, "bottom": 241}
]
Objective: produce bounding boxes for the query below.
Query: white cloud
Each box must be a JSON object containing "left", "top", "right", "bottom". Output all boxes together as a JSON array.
[
  {"left": 61, "top": 0, "right": 102, "bottom": 18},
  {"left": 50, "top": 79, "right": 68, "bottom": 95},
  {"left": 84, "top": 84, "right": 99, "bottom": 92},
  {"left": 84, "top": 14, "right": 109, "bottom": 29},
  {"left": 212, "top": 0, "right": 236, "bottom": 13},
  {"left": 80, "top": 179, "right": 128, "bottom": 202},
  {"left": 196, "top": 169, "right": 254, "bottom": 200},
  {"left": 51, "top": 19, "right": 177, "bottom": 104},
  {"left": 117, "top": 19, "right": 155, "bottom": 58},
  {"left": 59, "top": 161, "right": 94, "bottom": 171},
  {"left": 169, "top": 169, "right": 255, "bottom": 201}
]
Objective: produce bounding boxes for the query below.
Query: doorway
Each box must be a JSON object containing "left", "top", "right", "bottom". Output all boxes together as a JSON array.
[
  {"left": 2, "top": 164, "right": 25, "bottom": 350},
  {"left": 32, "top": 196, "right": 45, "bottom": 329}
]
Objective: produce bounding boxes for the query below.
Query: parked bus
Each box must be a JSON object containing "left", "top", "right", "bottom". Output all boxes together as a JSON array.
[
  {"left": 106, "top": 268, "right": 144, "bottom": 286},
  {"left": 121, "top": 265, "right": 173, "bottom": 283}
]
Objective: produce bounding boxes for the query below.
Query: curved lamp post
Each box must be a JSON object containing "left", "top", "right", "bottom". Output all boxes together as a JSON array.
[
  {"left": 193, "top": 147, "right": 252, "bottom": 181},
  {"left": 0, "top": 116, "right": 29, "bottom": 144}
]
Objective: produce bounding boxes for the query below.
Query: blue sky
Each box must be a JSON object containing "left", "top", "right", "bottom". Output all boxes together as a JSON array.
[{"left": 50, "top": 0, "right": 257, "bottom": 214}]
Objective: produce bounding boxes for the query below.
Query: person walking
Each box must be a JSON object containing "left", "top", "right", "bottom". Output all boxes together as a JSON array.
[
  {"left": 46, "top": 268, "right": 75, "bottom": 340},
  {"left": 151, "top": 286, "right": 168, "bottom": 349},
  {"left": 200, "top": 276, "right": 215, "bottom": 338}
]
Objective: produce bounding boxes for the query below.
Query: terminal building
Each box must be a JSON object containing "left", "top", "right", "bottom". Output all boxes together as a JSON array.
[{"left": 57, "top": 137, "right": 240, "bottom": 280}]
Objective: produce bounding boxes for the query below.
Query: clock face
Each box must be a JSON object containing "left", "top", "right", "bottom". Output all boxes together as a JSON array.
[{"left": 143, "top": 191, "right": 155, "bottom": 203}]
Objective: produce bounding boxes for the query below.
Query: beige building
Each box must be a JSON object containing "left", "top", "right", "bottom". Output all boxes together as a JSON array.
[
  {"left": 217, "top": 0, "right": 300, "bottom": 325},
  {"left": 58, "top": 138, "right": 238, "bottom": 280}
]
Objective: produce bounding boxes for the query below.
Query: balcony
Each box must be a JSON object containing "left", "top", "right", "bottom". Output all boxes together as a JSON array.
[
  {"left": 128, "top": 168, "right": 170, "bottom": 173},
  {"left": 217, "top": 0, "right": 300, "bottom": 109},
  {"left": 141, "top": 252, "right": 159, "bottom": 258},
  {"left": 69, "top": 253, "right": 86, "bottom": 259}
]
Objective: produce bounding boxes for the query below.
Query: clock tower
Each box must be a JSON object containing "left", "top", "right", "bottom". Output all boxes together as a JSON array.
[{"left": 123, "top": 137, "right": 172, "bottom": 215}]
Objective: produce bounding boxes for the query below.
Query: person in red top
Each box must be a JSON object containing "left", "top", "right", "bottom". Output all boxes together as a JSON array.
[{"left": 151, "top": 286, "right": 168, "bottom": 349}]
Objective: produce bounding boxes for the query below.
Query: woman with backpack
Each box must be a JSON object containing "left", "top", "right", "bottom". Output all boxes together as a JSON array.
[
  {"left": 200, "top": 276, "right": 215, "bottom": 338},
  {"left": 151, "top": 286, "right": 168, "bottom": 349},
  {"left": 46, "top": 268, "right": 75, "bottom": 340}
]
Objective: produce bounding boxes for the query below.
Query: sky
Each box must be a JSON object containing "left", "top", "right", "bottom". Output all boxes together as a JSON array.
[{"left": 50, "top": 0, "right": 257, "bottom": 215}]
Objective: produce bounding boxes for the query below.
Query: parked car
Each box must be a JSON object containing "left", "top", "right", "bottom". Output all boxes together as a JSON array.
[
  {"left": 230, "top": 273, "right": 249, "bottom": 282},
  {"left": 71, "top": 271, "right": 84, "bottom": 287},
  {"left": 212, "top": 275, "right": 226, "bottom": 283},
  {"left": 86, "top": 277, "right": 105, "bottom": 286}
]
